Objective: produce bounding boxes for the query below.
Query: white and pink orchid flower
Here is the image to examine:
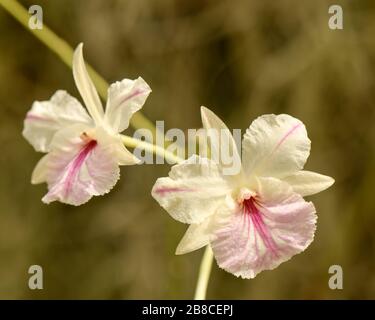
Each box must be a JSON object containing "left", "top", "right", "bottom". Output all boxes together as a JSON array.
[
  {"left": 152, "top": 107, "right": 334, "bottom": 279},
  {"left": 23, "top": 44, "right": 151, "bottom": 206}
]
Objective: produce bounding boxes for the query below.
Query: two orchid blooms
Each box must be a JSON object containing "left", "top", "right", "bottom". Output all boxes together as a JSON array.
[{"left": 23, "top": 44, "right": 334, "bottom": 279}]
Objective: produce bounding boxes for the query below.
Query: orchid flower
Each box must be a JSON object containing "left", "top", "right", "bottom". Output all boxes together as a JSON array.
[
  {"left": 152, "top": 107, "right": 334, "bottom": 279},
  {"left": 23, "top": 44, "right": 151, "bottom": 206}
]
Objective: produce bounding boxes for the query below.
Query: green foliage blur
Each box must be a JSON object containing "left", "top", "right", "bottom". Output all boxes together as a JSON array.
[{"left": 0, "top": 0, "right": 374, "bottom": 299}]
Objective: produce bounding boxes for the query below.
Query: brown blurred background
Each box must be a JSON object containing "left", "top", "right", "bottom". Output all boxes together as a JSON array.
[{"left": 0, "top": 0, "right": 374, "bottom": 299}]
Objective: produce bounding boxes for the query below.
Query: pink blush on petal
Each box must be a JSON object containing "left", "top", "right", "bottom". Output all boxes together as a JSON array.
[
  {"left": 25, "top": 112, "right": 54, "bottom": 122},
  {"left": 63, "top": 139, "right": 97, "bottom": 198},
  {"left": 153, "top": 187, "right": 194, "bottom": 196},
  {"left": 42, "top": 139, "right": 99, "bottom": 205},
  {"left": 243, "top": 198, "right": 279, "bottom": 257},
  {"left": 114, "top": 89, "right": 145, "bottom": 111},
  {"left": 274, "top": 123, "right": 302, "bottom": 151}
]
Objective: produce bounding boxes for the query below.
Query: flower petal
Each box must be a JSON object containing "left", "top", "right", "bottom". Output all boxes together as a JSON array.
[
  {"left": 114, "top": 140, "right": 141, "bottom": 165},
  {"left": 283, "top": 170, "right": 335, "bottom": 197},
  {"left": 176, "top": 217, "right": 213, "bottom": 255},
  {"left": 90, "top": 127, "right": 140, "bottom": 165},
  {"left": 73, "top": 43, "right": 104, "bottom": 124},
  {"left": 104, "top": 77, "right": 151, "bottom": 133},
  {"left": 211, "top": 177, "right": 316, "bottom": 279},
  {"left": 42, "top": 124, "right": 120, "bottom": 206},
  {"left": 151, "top": 155, "right": 230, "bottom": 224},
  {"left": 31, "top": 154, "right": 50, "bottom": 184},
  {"left": 242, "top": 114, "right": 310, "bottom": 179},
  {"left": 23, "top": 90, "right": 92, "bottom": 152},
  {"left": 200, "top": 107, "right": 242, "bottom": 176}
]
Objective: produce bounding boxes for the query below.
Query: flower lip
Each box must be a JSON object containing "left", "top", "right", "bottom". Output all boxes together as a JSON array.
[
  {"left": 241, "top": 196, "right": 280, "bottom": 258},
  {"left": 63, "top": 139, "right": 98, "bottom": 198}
]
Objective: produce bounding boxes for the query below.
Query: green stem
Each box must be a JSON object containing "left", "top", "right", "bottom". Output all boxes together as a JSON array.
[
  {"left": 194, "top": 246, "right": 214, "bottom": 300},
  {"left": 0, "top": 0, "right": 156, "bottom": 134},
  {"left": 121, "top": 135, "right": 183, "bottom": 165}
]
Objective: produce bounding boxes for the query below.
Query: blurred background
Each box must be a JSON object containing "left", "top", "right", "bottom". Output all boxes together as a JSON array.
[{"left": 0, "top": 0, "right": 374, "bottom": 299}]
